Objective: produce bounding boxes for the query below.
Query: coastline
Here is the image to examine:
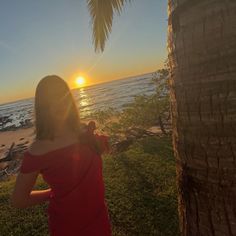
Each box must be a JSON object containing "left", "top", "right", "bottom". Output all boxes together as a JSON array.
[
  {"left": 0, "top": 127, "right": 35, "bottom": 179},
  {"left": 0, "top": 127, "right": 35, "bottom": 148},
  {"left": 0, "top": 118, "right": 98, "bottom": 180},
  {"left": 0, "top": 73, "right": 155, "bottom": 133}
]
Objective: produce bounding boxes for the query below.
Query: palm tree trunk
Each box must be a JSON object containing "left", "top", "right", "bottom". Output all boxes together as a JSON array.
[
  {"left": 168, "top": 0, "right": 236, "bottom": 235},
  {"left": 158, "top": 115, "right": 167, "bottom": 135}
]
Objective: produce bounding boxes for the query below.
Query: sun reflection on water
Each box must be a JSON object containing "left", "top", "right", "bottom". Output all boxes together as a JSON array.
[{"left": 76, "top": 88, "right": 92, "bottom": 119}]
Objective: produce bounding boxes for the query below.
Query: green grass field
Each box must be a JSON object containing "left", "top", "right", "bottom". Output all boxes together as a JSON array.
[{"left": 0, "top": 136, "right": 179, "bottom": 236}]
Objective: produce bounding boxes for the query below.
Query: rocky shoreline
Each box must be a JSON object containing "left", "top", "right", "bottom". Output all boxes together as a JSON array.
[
  {"left": 0, "top": 141, "right": 31, "bottom": 181},
  {"left": 0, "top": 115, "right": 33, "bottom": 132},
  {"left": 0, "top": 124, "right": 165, "bottom": 181},
  {"left": 0, "top": 127, "right": 34, "bottom": 181}
]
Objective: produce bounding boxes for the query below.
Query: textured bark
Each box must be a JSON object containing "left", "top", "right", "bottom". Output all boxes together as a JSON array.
[
  {"left": 158, "top": 115, "right": 167, "bottom": 135},
  {"left": 168, "top": 0, "right": 236, "bottom": 235}
]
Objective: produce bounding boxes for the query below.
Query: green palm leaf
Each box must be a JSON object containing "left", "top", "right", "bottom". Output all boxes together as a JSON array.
[{"left": 87, "top": 0, "right": 130, "bottom": 52}]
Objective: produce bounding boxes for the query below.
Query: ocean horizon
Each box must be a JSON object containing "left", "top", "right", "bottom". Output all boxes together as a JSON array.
[{"left": 0, "top": 72, "right": 156, "bottom": 131}]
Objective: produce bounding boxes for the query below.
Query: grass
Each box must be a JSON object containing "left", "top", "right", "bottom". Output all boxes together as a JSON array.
[{"left": 0, "top": 136, "right": 179, "bottom": 236}]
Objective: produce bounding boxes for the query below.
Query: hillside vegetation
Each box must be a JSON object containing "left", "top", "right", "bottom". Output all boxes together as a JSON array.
[{"left": 0, "top": 136, "right": 179, "bottom": 236}]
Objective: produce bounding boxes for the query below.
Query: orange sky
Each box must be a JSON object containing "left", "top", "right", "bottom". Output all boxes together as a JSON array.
[{"left": 0, "top": 0, "right": 167, "bottom": 105}]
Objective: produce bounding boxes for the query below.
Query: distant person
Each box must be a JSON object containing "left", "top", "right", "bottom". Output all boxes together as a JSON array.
[{"left": 11, "top": 75, "right": 111, "bottom": 236}]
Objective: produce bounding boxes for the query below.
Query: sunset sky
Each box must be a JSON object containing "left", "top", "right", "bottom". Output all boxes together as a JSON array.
[{"left": 0, "top": 0, "right": 167, "bottom": 104}]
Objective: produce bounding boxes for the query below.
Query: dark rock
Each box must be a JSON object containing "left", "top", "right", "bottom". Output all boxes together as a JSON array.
[{"left": 0, "top": 142, "right": 15, "bottom": 163}]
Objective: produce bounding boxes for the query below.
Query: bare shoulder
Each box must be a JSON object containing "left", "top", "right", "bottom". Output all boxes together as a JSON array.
[{"left": 28, "top": 140, "right": 52, "bottom": 156}]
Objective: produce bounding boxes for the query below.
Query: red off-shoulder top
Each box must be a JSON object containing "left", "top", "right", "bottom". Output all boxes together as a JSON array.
[{"left": 20, "top": 142, "right": 111, "bottom": 236}]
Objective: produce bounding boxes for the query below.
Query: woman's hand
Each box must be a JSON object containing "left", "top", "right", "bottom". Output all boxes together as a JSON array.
[{"left": 11, "top": 171, "right": 52, "bottom": 209}]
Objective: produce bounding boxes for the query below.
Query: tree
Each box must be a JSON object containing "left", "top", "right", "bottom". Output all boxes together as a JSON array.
[
  {"left": 87, "top": 0, "right": 236, "bottom": 235},
  {"left": 90, "top": 68, "right": 170, "bottom": 138},
  {"left": 119, "top": 68, "right": 170, "bottom": 134}
]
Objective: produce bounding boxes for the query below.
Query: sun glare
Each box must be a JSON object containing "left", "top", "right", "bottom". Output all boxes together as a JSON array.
[{"left": 75, "top": 76, "right": 86, "bottom": 87}]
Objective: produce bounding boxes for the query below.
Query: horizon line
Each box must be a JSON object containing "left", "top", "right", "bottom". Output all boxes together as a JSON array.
[{"left": 0, "top": 70, "right": 156, "bottom": 107}]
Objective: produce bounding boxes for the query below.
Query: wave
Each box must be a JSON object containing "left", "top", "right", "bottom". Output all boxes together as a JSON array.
[{"left": 0, "top": 73, "right": 155, "bottom": 131}]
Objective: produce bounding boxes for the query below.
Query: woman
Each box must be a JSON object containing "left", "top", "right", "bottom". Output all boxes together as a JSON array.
[{"left": 11, "top": 75, "right": 111, "bottom": 236}]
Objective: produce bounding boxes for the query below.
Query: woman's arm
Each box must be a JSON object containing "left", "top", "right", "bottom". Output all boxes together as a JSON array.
[{"left": 11, "top": 171, "right": 51, "bottom": 209}]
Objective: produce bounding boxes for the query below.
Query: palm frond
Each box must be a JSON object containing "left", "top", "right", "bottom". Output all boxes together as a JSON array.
[{"left": 87, "top": 0, "right": 130, "bottom": 52}]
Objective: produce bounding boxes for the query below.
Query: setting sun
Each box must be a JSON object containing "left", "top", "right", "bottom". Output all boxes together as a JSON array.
[{"left": 75, "top": 76, "right": 86, "bottom": 87}]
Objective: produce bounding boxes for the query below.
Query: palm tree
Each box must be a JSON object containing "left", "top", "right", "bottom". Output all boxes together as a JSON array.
[{"left": 87, "top": 0, "right": 236, "bottom": 235}]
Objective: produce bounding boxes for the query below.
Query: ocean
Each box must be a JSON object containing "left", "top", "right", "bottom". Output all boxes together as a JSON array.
[{"left": 0, "top": 72, "right": 156, "bottom": 131}]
